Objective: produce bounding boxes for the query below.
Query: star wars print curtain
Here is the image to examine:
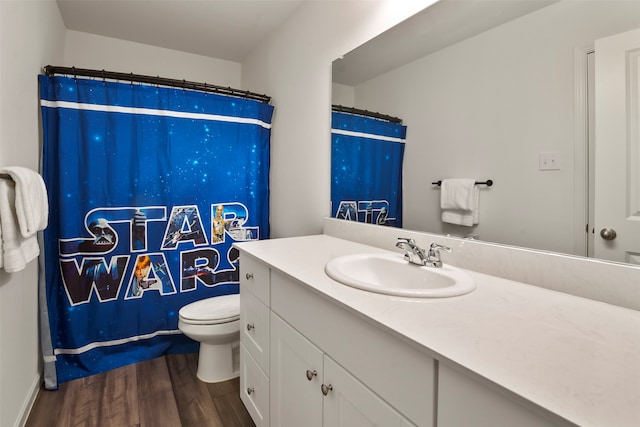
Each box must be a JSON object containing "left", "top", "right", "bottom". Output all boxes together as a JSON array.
[
  {"left": 38, "top": 75, "right": 273, "bottom": 388},
  {"left": 331, "top": 111, "right": 406, "bottom": 227}
]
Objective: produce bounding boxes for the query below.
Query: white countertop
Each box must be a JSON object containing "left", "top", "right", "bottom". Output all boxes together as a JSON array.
[{"left": 236, "top": 234, "right": 640, "bottom": 427}]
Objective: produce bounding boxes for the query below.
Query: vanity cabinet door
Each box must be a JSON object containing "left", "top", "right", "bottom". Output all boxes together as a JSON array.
[
  {"left": 270, "top": 312, "right": 323, "bottom": 427},
  {"left": 438, "top": 364, "right": 565, "bottom": 427},
  {"left": 322, "top": 356, "right": 416, "bottom": 427}
]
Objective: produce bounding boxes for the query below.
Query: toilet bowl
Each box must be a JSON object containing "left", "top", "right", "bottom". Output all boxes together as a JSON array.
[{"left": 178, "top": 293, "right": 240, "bottom": 383}]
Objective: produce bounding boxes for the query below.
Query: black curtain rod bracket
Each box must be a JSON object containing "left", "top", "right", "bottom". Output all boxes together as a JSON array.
[
  {"left": 432, "top": 179, "right": 493, "bottom": 187},
  {"left": 43, "top": 65, "right": 271, "bottom": 104},
  {"left": 332, "top": 104, "right": 402, "bottom": 124}
]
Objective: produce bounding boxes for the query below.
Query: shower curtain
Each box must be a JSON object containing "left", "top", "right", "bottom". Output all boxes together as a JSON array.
[
  {"left": 38, "top": 75, "right": 273, "bottom": 388},
  {"left": 331, "top": 111, "right": 406, "bottom": 227}
]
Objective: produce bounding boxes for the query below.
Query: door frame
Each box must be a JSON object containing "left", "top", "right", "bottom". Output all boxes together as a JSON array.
[{"left": 573, "top": 46, "right": 595, "bottom": 258}]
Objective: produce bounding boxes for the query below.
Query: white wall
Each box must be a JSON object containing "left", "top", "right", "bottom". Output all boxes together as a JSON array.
[
  {"left": 0, "top": 2, "right": 65, "bottom": 426},
  {"left": 350, "top": 1, "right": 640, "bottom": 255},
  {"left": 1, "top": 10, "right": 241, "bottom": 427},
  {"left": 242, "top": 0, "right": 436, "bottom": 238},
  {"left": 0, "top": 1, "right": 448, "bottom": 425},
  {"left": 332, "top": 82, "right": 355, "bottom": 107},
  {"left": 64, "top": 30, "right": 241, "bottom": 87}
]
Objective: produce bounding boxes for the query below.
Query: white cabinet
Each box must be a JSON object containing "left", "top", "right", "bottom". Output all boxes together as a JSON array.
[
  {"left": 323, "top": 356, "right": 416, "bottom": 427},
  {"left": 270, "top": 269, "right": 435, "bottom": 427},
  {"left": 238, "top": 248, "right": 432, "bottom": 427},
  {"left": 238, "top": 246, "right": 584, "bottom": 427},
  {"left": 240, "top": 345, "right": 269, "bottom": 426},
  {"left": 438, "top": 364, "right": 569, "bottom": 427},
  {"left": 270, "top": 312, "right": 323, "bottom": 427},
  {"left": 270, "top": 312, "right": 415, "bottom": 427},
  {"left": 239, "top": 253, "right": 271, "bottom": 427},
  {"left": 241, "top": 288, "right": 270, "bottom": 372}
]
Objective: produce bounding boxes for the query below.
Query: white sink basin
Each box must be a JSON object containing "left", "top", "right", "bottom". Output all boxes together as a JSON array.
[{"left": 324, "top": 253, "right": 476, "bottom": 298}]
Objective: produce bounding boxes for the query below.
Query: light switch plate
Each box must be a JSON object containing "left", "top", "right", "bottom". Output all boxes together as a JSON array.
[{"left": 539, "top": 151, "right": 560, "bottom": 170}]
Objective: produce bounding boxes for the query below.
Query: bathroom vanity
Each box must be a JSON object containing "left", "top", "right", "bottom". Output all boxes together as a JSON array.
[{"left": 235, "top": 235, "right": 640, "bottom": 427}]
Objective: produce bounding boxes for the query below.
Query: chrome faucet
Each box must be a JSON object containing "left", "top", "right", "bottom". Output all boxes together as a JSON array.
[
  {"left": 396, "top": 238, "right": 451, "bottom": 268},
  {"left": 396, "top": 238, "right": 428, "bottom": 266}
]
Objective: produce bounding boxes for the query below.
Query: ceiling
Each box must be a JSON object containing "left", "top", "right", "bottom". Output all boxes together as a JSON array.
[
  {"left": 56, "top": 0, "right": 305, "bottom": 62},
  {"left": 56, "top": 0, "right": 558, "bottom": 80},
  {"left": 333, "top": 0, "right": 558, "bottom": 86}
]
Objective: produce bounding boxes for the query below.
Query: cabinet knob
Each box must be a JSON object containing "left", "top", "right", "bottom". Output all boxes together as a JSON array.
[
  {"left": 247, "top": 387, "right": 255, "bottom": 395},
  {"left": 246, "top": 323, "right": 255, "bottom": 331},
  {"left": 245, "top": 273, "right": 254, "bottom": 280},
  {"left": 321, "top": 384, "right": 333, "bottom": 396},
  {"left": 306, "top": 369, "right": 317, "bottom": 381}
]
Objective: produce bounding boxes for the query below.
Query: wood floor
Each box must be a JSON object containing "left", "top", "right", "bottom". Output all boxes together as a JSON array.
[{"left": 25, "top": 353, "right": 255, "bottom": 427}]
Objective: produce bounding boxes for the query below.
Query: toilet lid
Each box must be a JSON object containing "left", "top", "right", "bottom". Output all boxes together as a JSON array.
[{"left": 179, "top": 294, "right": 240, "bottom": 323}]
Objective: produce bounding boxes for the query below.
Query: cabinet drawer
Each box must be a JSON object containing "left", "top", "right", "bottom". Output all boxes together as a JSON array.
[
  {"left": 240, "top": 344, "right": 270, "bottom": 427},
  {"left": 240, "top": 253, "right": 270, "bottom": 305},
  {"left": 241, "top": 287, "right": 270, "bottom": 374}
]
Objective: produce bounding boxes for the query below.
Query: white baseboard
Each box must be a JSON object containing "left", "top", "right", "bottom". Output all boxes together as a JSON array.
[{"left": 16, "top": 372, "right": 41, "bottom": 427}]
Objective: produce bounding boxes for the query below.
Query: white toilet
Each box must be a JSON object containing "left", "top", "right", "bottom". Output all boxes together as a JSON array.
[{"left": 178, "top": 293, "right": 240, "bottom": 383}]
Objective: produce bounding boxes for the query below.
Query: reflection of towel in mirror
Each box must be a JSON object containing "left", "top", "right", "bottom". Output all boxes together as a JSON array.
[
  {"left": 0, "top": 167, "right": 49, "bottom": 272},
  {"left": 440, "top": 178, "right": 479, "bottom": 227}
]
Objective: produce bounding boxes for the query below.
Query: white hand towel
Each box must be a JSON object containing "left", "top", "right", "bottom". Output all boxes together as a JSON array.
[
  {"left": 0, "top": 166, "right": 49, "bottom": 237},
  {"left": 440, "top": 178, "right": 479, "bottom": 227},
  {"left": 0, "top": 178, "right": 41, "bottom": 272}
]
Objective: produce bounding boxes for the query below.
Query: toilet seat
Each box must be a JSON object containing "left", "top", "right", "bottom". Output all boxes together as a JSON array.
[{"left": 179, "top": 294, "right": 240, "bottom": 325}]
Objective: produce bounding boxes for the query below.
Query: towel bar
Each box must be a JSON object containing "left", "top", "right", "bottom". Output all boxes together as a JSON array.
[{"left": 432, "top": 180, "right": 493, "bottom": 187}]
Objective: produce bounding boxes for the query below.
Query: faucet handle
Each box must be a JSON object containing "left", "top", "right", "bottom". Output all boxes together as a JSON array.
[
  {"left": 397, "top": 237, "right": 415, "bottom": 245},
  {"left": 429, "top": 243, "right": 452, "bottom": 253}
]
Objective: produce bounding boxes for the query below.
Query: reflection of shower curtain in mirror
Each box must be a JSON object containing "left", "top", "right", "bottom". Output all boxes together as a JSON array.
[
  {"left": 331, "top": 112, "right": 406, "bottom": 227},
  {"left": 38, "top": 75, "right": 273, "bottom": 389}
]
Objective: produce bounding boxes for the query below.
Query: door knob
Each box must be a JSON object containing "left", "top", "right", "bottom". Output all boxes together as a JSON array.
[{"left": 600, "top": 228, "right": 617, "bottom": 241}]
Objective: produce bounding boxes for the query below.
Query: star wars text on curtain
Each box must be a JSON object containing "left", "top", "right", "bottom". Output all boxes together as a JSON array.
[{"left": 59, "top": 202, "right": 257, "bottom": 306}]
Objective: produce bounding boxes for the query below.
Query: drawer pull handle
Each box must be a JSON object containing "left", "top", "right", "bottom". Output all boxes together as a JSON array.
[
  {"left": 247, "top": 387, "right": 255, "bottom": 395},
  {"left": 306, "top": 369, "right": 317, "bottom": 381},
  {"left": 246, "top": 323, "right": 255, "bottom": 331},
  {"left": 245, "top": 273, "right": 254, "bottom": 280},
  {"left": 321, "top": 384, "right": 333, "bottom": 396}
]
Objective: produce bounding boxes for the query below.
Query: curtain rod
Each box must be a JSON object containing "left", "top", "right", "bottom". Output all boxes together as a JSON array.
[
  {"left": 43, "top": 65, "right": 271, "bottom": 104},
  {"left": 332, "top": 104, "right": 403, "bottom": 124}
]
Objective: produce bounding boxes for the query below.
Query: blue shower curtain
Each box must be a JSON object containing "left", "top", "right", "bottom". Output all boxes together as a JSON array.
[
  {"left": 38, "top": 75, "right": 273, "bottom": 388},
  {"left": 331, "top": 111, "right": 406, "bottom": 227}
]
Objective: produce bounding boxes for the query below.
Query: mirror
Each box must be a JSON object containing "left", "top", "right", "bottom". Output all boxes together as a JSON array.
[{"left": 331, "top": 0, "right": 640, "bottom": 265}]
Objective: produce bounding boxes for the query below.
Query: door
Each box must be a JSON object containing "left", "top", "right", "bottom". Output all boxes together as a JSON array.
[
  {"left": 270, "top": 313, "right": 323, "bottom": 427},
  {"left": 594, "top": 27, "right": 640, "bottom": 264},
  {"left": 322, "top": 356, "right": 415, "bottom": 427}
]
